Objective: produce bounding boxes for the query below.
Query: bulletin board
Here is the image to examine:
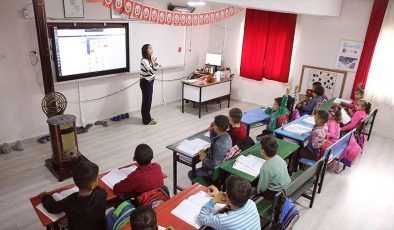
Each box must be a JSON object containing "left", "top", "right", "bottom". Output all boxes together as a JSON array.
[{"left": 299, "top": 65, "right": 347, "bottom": 98}]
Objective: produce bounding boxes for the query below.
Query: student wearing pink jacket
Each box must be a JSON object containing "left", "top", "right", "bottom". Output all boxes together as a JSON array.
[{"left": 341, "top": 99, "right": 372, "bottom": 132}]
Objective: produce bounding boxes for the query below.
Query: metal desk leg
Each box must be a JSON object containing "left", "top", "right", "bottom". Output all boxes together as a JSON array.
[
  {"left": 199, "top": 88, "right": 202, "bottom": 118},
  {"left": 173, "top": 151, "right": 178, "bottom": 194},
  {"left": 191, "top": 157, "right": 197, "bottom": 178},
  {"left": 182, "top": 99, "right": 184, "bottom": 113},
  {"left": 227, "top": 95, "right": 230, "bottom": 108}
]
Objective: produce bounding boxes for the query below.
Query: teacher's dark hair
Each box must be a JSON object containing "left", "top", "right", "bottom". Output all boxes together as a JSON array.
[{"left": 141, "top": 44, "right": 152, "bottom": 62}]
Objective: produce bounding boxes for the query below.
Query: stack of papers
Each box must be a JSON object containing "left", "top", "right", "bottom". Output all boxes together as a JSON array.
[
  {"left": 302, "top": 116, "right": 315, "bottom": 125},
  {"left": 171, "top": 191, "right": 226, "bottom": 229},
  {"left": 233, "top": 155, "right": 266, "bottom": 177},
  {"left": 36, "top": 186, "right": 79, "bottom": 222},
  {"left": 334, "top": 98, "right": 352, "bottom": 104},
  {"left": 177, "top": 138, "right": 210, "bottom": 156},
  {"left": 283, "top": 123, "right": 312, "bottom": 135},
  {"left": 52, "top": 186, "right": 79, "bottom": 201},
  {"left": 100, "top": 165, "right": 138, "bottom": 189}
]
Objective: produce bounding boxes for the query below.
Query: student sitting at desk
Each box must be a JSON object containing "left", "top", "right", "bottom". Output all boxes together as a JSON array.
[
  {"left": 228, "top": 107, "right": 247, "bottom": 145},
  {"left": 256, "top": 136, "right": 291, "bottom": 200},
  {"left": 341, "top": 99, "right": 371, "bottom": 132},
  {"left": 297, "top": 85, "right": 325, "bottom": 115},
  {"left": 188, "top": 115, "right": 232, "bottom": 180},
  {"left": 257, "top": 88, "right": 290, "bottom": 139},
  {"left": 198, "top": 175, "right": 260, "bottom": 230},
  {"left": 292, "top": 110, "right": 329, "bottom": 171},
  {"left": 39, "top": 162, "right": 107, "bottom": 230},
  {"left": 340, "top": 83, "right": 364, "bottom": 114},
  {"left": 113, "top": 144, "right": 164, "bottom": 197}
]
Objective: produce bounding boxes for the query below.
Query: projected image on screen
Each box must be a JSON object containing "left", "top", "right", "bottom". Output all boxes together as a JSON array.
[{"left": 53, "top": 26, "right": 129, "bottom": 81}]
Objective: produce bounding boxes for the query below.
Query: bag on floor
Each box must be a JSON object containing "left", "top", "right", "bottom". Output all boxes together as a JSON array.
[{"left": 271, "top": 198, "right": 299, "bottom": 230}]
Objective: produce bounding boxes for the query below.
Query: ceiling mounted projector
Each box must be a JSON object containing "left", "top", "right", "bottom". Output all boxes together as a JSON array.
[{"left": 168, "top": 3, "right": 195, "bottom": 13}]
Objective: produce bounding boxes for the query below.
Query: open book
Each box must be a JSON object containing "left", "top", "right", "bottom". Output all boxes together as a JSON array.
[
  {"left": 100, "top": 165, "right": 138, "bottom": 190},
  {"left": 35, "top": 186, "right": 79, "bottom": 222},
  {"left": 171, "top": 191, "right": 226, "bottom": 229},
  {"left": 233, "top": 155, "right": 266, "bottom": 177},
  {"left": 283, "top": 123, "right": 312, "bottom": 135},
  {"left": 176, "top": 138, "right": 210, "bottom": 157},
  {"left": 334, "top": 98, "right": 352, "bottom": 105},
  {"left": 302, "top": 116, "right": 315, "bottom": 125}
]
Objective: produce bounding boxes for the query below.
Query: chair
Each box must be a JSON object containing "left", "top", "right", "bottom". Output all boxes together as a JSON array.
[
  {"left": 256, "top": 159, "right": 324, "bottom": 229},
  {"left": 299, "top": 130, "right": 354, "bottom": 193},
  {"left": 363, "top": 108, "right": 378, "bottom": 141}
]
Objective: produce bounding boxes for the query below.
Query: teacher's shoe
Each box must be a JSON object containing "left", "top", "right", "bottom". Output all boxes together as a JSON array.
[{"left": 148, "top": 120, "right": 157, "bottom": 125}]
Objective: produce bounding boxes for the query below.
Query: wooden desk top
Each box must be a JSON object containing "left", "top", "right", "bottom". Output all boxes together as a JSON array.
[
  {"left": 183, "top": 77, "right": 232, "bottom": 88},
  {"left": 30, "top": 163, "right": 168, "bottom": 227},
  {"left": 120, "top": 183, "right": 207, "bottom": 230}
]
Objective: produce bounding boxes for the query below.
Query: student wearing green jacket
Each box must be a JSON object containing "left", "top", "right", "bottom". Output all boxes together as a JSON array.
[
  {"left": 263, "top": 88, "right": 291, "bottom": 135},
  {"left": 257, "top": 136, "right": 291, "bottom": 200}
]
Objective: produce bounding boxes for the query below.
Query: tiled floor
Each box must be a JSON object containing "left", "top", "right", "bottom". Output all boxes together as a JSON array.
[{"left": 0, "top": 100, "right": 392, "bottom": 229}]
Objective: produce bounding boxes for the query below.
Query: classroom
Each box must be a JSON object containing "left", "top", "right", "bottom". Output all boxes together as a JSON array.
[{"left": 0, "top": 0, "right": 393, "bottom": 229}]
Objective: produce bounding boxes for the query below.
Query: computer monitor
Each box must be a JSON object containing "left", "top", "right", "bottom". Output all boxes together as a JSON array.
[{"left": 205, "top": 53, "right": 222, "bottom": 66}]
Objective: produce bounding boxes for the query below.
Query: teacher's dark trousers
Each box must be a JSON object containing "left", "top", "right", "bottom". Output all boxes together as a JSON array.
[{"left": 140, "top": 78, "right": 154, "bottom": 125}]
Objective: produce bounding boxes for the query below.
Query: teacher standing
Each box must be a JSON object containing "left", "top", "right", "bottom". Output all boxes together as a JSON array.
[{"left": 140, "top": 44, "right": 158, "bottom": 125}]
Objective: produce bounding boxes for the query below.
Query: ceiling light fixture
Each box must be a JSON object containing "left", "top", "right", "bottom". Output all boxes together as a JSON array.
[{"left": 187, "top": 1, "right": 206, "bottom": 7}]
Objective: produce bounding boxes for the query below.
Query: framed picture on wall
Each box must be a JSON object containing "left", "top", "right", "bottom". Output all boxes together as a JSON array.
[
  {"left": 299, "top": 65, "right": 347, "bottom": 98},
  {"left": 111, "top": 8, "right": 128, "bottom": 19},
  {"left": 335, "top": 40, "right": 363, "bottom": 72},
  {"left": 63, "top": 0, "right": 84, "bottom": 18}
]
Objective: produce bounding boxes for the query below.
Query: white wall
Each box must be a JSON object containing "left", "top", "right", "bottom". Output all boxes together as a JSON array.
[
  {"left": 223, "top": 1, "right": 373, "bottom": 105},
  {"left": 0, "top": 0, "right": 214, "bottom": 143}
]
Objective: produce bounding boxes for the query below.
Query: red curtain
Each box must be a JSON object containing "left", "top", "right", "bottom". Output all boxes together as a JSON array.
[
  {"left": 351, "top": 0, "right": 388, "bottom": 99},
  {"left": 240, "top": 9, "right": 296, "bottom": 83}
]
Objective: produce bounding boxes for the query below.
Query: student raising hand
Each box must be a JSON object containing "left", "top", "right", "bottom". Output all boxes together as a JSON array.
[
  {"left": 207, "top": 185, "right": 220, "bottom": 196},
  {"left": 286, "top": 86, "right": 292, "bottom": 95}
]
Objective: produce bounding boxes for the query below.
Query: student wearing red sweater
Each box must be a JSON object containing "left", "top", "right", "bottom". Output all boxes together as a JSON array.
[
  {"left": 228, "top": 108, "right": 247, "bottom": 145},
  {"left": 113, "top": 144, "right": 164, "bottom": 196}
]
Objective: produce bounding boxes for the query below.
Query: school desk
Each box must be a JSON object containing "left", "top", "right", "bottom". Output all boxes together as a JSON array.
[
  {"left": 218, "top": 139, "right": 299, "bottom": 183},
  {"left": 166, "top": 129, "right": 210, "bottom": 194},
  {"left": 319, "top": 97, "right": 336, "bottom": 111},
  {"left": 273, "top": 114, "right": 314, "bottom": 144},
  {"left": 182, "top": 78, "right": 232, "bottom": 118},
  {"left": 241, "top": 107, "right": 271, "bottom": 135},
  {"left": 29, "top": 163, "right": 167, "bottom": 229}
]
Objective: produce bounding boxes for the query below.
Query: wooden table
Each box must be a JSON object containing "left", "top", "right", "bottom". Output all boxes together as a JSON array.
[
  {"left": 156, "top": 183, "right": 207, "bottom": 230},
  {"left": 30, "top": 163, "right": 167, "bottom": 229},
  {"left": 166, "top": 129, "right": 210, "bottom": 194},
  {"left": 182, "top": 78, "right": 232, "bottom": 118},
  {"left": 241, "top": 107, "right": 271, "bottom": 135},
  {"left": 218, "top": 139, "right": 299, "bottom": 183}
]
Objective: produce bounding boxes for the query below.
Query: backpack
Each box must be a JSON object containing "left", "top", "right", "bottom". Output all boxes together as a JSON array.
[
  {"left": 137, "top": 186, "right": 170, "bottom": 208},
  {"left": 277, "top": 114, "right": 289, "bottom": 128},
  {"left": 271, "top": 198, "right": 299, "bottom": 230},
  {"left": 224, "top": 145, "right": 241, "bottom": 161},
  {"left": 235, "top": 136, "right": 255, "bottom": 151},
  {"left": 106, "top": 201, "right": 135, "bottom": 230}
]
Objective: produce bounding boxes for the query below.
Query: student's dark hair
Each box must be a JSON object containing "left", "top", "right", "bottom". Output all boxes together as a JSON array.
[
  {"left": 313, "top": 85, "right": 325, "bottom": 96},
  {"left": 229, "top": 108, "right": 243, "bottom": 124},
  {"left": 141, "top": 44, "right": 152, "bottom": 62},
  {"left": 134, "top": 144, "right": 153, "bottom": 165},
  {"left": 73, "top": 161, "right": 99, "bottom": 190},
  {"left": 214, "top": 115, "right": 230, "bottom": 132},
  {"left": 260, "top": 135, "right": 278, "bottom": 157},
  {"left": 316, "top": 110, "right": 329, "bottom": 124},
  {"left": 329, "top": 104, "right": 342, "bottom": 123},
  {"left": 274, "top": 97, "right": 283, "bottom": 106},
  {"left": 312, "top": 81, "right": 322, "bottom": 87},
  {"left": 359, "top": 99, "right": 372, "bottom": 114},
  {"left": 225, "top": 175, "right": 252, "bottom": 208},
  {"left": 130, "top": 207, "right": 158, "bottom": 230}
]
